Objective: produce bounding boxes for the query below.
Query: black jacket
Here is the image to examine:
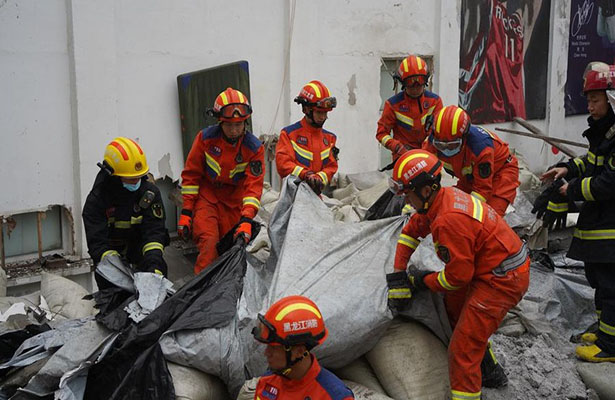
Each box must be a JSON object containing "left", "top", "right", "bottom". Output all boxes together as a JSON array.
[
  {"left": 564, "top": 108, "right": 615, "bottom": 262},
  {"left": 82, "top": 170, "right": 170, "bottom": 274}
]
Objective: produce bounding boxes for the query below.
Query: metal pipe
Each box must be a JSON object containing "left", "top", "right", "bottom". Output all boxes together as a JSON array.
[
  {"left": 513, "top": 117, "right": 578, "bottom": 157},
  {"left": 37, "top": 212, "right": 43, "bottom": 263},
  {"left": 495, "top": 127, "right": 588, "bottom": 148}
]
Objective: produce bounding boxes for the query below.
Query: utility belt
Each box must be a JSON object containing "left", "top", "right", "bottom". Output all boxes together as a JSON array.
[{"left": 492, "top": 242, "right": 528, "bottom": 277}]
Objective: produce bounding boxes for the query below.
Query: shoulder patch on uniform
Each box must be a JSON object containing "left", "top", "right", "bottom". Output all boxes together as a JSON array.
[
  {"left": 466, "top": 126, "right": 494, "bottom": 156},
  {"left": 423, "top": 90, "right": 440, "bottom": 100},
  {"left": 323, "top": 129, "right": 337, "bottom": 139},
  {"left": 606, "top": 124, "right": 615, "bottom": 140},
  {"left": 201, "top": 125, "right": 222, "bottom": 140},
  {"left": 282, "top": 121, "right": 302, "bottom": 135},
  {"left": 151, "top": 203, "right": 164, "bottom": 219},
  {"left": 608, "top": 153, "right": 615, "bottom": 171},
  {"left": 478, "top": 162, "right": 492, "bottom": 178},
  {"left": 242, "top": 132, "right": 263, "bottom": 153},
  {"left": 250, "top": 160, "right": 263, "bottom": 176},
  {"left": 388, "top": 91, "right": 405, "bottom": 105},
  {"left": 437, "top": 245, "right": 451, "bottom": 263}
]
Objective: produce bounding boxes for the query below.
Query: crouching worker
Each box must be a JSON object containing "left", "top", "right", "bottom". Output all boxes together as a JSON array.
[
  {"left": 83, "top": 137, "right": 170, "bottom": 289},
  {"left": 179, "top": 88, "right": 265, "bottom": 274},
  {"left": 385, "top": 150, "right": 529, "bottom": 399},
  {"left": 252, "top": 295, "right": 354, "bottom": 400}
]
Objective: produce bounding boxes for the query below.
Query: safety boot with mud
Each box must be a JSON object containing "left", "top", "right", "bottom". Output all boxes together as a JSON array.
[
  {"left": 570, "top": 321, "right": 599, "bottom": 344},
  {"left": 481, "top": 344, "right": 508, "bottom": 388},
  {"left": 575, "top": 344, "right": 615, "bottom": 362}
]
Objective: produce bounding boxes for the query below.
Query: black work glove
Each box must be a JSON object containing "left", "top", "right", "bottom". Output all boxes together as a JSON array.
[
  {"left": 532, "top": 179, "right": 565, "bottom": 219},
  {"left": 141, "top": 250, "right": 168, "bottom": 276},
  {"left": 386, "top": 271, "right": 412, "bottom": 312},
  {"left": 305, "top": 173, "right": 324, "bottom": 195},
  {"left": 407, "top": 265, "right": 431, "bottom": 291}
]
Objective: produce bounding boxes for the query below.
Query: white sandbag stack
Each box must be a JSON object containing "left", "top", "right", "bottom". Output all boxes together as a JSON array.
[
  {"left": 40, "top": 272, "right": 96, "bottom": 320},
  {"left": 332, "top": 355, "right": 388, "bottom": 395},
  {"left": 343, "top": 380, "right": 395, "bottom": 400},
  {"left": 168, "top": 362, "right": 231, "bottom": 400},
  {"left": 235, "top": 377, "right": 259, "bottom": 400},
  {"left": 366, "top": 319, "right": 450, "bottom": 399}
]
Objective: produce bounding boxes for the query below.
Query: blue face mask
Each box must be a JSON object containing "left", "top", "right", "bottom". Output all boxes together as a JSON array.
[
  {"left": 122, "top": 180, "right": 141, "bottom": 192},
  {"left": 440, "top": 147, "right": 462, "bottom": 157}
]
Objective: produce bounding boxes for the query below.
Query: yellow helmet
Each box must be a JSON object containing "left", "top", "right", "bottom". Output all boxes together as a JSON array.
[{"left": 103, "top": 137, "right": 149, "bottom": 178}]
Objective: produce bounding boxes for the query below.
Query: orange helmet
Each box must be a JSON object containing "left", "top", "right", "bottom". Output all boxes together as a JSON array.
[
  {"left": 432, "top": 105, "right": 471, "bottom": 156},
  {"left": 389, "top": 149, "right": 442, "bottom": 196},
  {"left": 252, "top": 295, "right": 328, "bottom": 349},
  {"left": 583, "top": 62, "right": 615, "bottom": 94},
  {"left": 208, "top": 87, "right": 252, "bottom": 122},
  {"left": 395, "top": 55, "right": 430, "bottom": 87},
  {"left": 294, "top": 80, "right": 337, "bottom": 111}
]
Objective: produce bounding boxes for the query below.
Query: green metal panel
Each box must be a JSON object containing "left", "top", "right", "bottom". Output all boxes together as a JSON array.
[
  {"left": 177, "top": 61, "right": 251, "bottom": 161},
  {"left": 2, "top": 206, "right": 62, "bottom": 258}
]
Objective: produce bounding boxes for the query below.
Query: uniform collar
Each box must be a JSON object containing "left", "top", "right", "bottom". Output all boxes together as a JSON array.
[
  {"left": 300, "top": 117, "right": 323, "bottom": 134},
  {"left": 280, "top": 355, "right": 321, "bottom": 390},
  {"left": 425, "top": 187, "right": 446, "bottom": 220}
]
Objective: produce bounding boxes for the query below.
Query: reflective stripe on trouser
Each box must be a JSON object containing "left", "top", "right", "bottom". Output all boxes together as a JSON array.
[
  {"left": 444, "top": 257, "right": 529, "bottom": 395},
  {"left": 192, "top": 197, "right": 241, "bottom": 275},
  {"left": 584, "top": 262, "right": 615, "bottom": 353}
]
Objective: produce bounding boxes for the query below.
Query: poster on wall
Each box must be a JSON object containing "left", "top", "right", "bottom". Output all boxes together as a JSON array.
[
  {"left": 458, "top": 0, "right": 551, "bottom": 124},
  {"left": 565, "top": 0, "right": 615, "bottom": 116}
]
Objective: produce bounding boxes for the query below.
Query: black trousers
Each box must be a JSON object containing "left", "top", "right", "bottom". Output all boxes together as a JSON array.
[{"left": 585, "top": 262, "right": 615, "bottom": 353}]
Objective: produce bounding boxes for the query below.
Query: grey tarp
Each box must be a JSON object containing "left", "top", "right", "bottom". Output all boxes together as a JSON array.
[{"left": 160, "top": 176, "right": 451, "bottom": 397}]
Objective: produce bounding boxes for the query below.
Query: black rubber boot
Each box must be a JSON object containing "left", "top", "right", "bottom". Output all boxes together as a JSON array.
[{"left": 481, "top": 343, "right": 508, "bottom": 388}]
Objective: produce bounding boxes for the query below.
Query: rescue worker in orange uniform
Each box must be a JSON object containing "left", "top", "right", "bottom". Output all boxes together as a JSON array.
[
  {"left": 423, "top": 105, "right": 519, "bottom": 216},
  {"left": 376, "top": 55, "right": 443, "bottom": 161},
  {"left": 385, "top": 150, "right": 530, "bottom": 400},
  {"left": 252, "top": 295, "right": 354, "bottom": 400},
  {"left": 179, "top": 88, "right": 264, "bottom": 274},
  {"left": 276, "top": 80, "right": 339, "bottom": 195},
  {"left": 539, "top": 62, "right": 615, "bottom": 362},
  {"left": 83, "top": 137, "right": 169, "bottom": 288}
]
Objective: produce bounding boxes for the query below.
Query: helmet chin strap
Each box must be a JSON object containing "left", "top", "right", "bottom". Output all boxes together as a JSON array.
[
  {"left": 305, "top": 107, "right": 325, "bottom": 128},
  {"left": 415, "top": 183, "right": 440, "bottom": 214},
  {"left": 273, "top": 347, "right": 310, "bottom": 377}
]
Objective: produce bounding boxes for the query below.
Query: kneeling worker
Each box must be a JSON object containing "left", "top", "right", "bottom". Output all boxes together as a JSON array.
[{"left": 252, "top": 295, "right": 354, "bottom": 400}]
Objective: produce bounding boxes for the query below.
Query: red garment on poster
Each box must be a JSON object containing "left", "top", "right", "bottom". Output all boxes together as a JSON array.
[{"left": 459, "top": 0, "right": 526, "bottom": 123}]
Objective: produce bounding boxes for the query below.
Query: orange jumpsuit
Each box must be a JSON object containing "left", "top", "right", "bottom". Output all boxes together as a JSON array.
[
  {"left": 276, "top": 117, "right": 338, "bottom": 185},
  {"left": 254, "top": 356, "right": 354, "bottom": 400},
  {"left": 181, "top": 125, "right": 264, "bottom": 274},
  {"left": 376, "top": 90, "right": 443, "bottom": 154},
  {"left": 394, "top": 187, "right": 529, "bottom": 399},
  {"left": 423, "top": 125, "right": 519, "bottom": 216}
]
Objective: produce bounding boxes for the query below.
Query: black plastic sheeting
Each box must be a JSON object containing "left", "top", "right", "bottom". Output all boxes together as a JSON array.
[
  {"left": 364, "top": 189, "right": 404, "bottom": 221},
  {"left": 84, "top": 240, "right": 248, "bottom": 400},
  {"left": 0, "top": 324, "right": 51, "bottom": 378}
]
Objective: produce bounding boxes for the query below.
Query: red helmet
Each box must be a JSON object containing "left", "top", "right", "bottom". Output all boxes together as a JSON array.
[
  {"left": 209, "top": 87, "right": 252, "bottom": 122},
  {"left": 294, "top": 80, "right": 337, "bottom": 111},
  {"left": 583, "top": 62, "right": 615, "bottom": 94},
  {"left": 395, "top": 55, "right": 430, "bottom": 87},
  {"left": 389, "top": 149, "right": 442, "bottom": 195},
  {"left": 432, "top": 105, "right": 471, "bottom": 154},
  {"left": 252, "top": 295, "right": 328, "bottom": 349}
]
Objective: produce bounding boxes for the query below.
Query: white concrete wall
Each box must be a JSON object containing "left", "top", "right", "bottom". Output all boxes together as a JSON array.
[{"left": 0, "top": 0, "right": 593, "bottom": 257}]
